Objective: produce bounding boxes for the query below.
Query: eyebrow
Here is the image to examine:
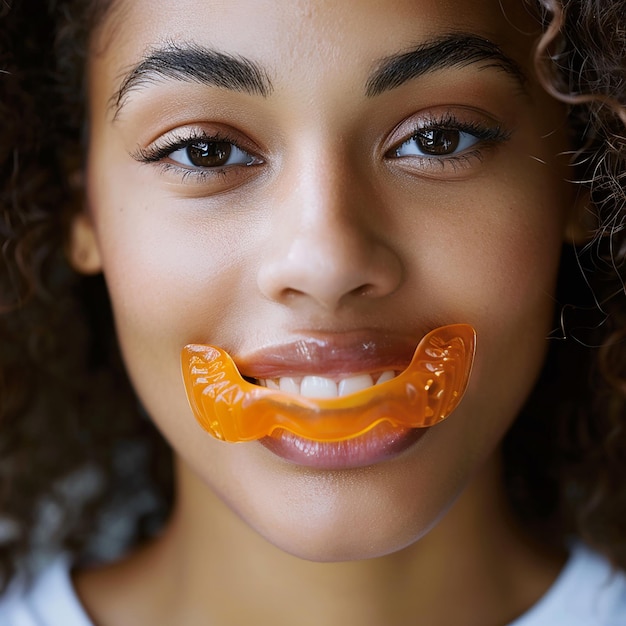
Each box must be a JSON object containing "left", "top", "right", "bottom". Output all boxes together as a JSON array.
[
  {"left": 111, "top": 33, "right": 527, "bottom": 118},
  {"left": 111, "top": 43, "right": 273, "bottom": 118},
  {"left": 365, "top": 34, "right": 528, "bottom": 97}
]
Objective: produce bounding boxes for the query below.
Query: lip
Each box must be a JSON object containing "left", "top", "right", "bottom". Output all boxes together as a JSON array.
[
  {"left": 260, "top": 423, "right": 425, "bottom": 470},
  {"left": 235, "top": 333, "right": 417, "bottom": 379}
]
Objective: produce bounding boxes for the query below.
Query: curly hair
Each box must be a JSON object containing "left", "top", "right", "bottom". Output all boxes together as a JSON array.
[
  {"left": 0, "top": 0, "right": 172, "bottom": 590},
  {"left": 0, "top": 0, "right": 625, "bottom": 592},
  {"left": 503, "top": 0, "right": 626, "bottom": 565}
]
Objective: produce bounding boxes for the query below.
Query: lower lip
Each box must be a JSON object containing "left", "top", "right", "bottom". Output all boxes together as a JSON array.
[{"left": 260, "top": 423, "right": 426, "bottom": 470}]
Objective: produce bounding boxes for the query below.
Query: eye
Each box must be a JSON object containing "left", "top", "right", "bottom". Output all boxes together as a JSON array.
[
  {"left": 169, "top": 140, "right": 257, "bottom": 168},
  {"left": 384, "top": 112, "right": 512, "bottom": 176},
  {"left": 392, "top": 128, "right": 480, "bottom": 158}
]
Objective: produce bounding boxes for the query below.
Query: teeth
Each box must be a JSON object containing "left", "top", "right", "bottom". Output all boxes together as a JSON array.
[
  {"left": 338, "top": 374, "right": 374, "bottom": 396},
  {"left": 301, "top": 376, "right": 338, "bottom": 398},
  {"left": 257, "top": 370, "right": 397, "bottom": 397},
  {"left": 278, "top": 377, "right": 299, "bottom": 394},
  {"left": 376, "top": 370, "right": 395, "bottom": 385}
]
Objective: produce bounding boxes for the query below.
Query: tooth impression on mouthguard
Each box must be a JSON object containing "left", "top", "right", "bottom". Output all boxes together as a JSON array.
[{"left": 181, "top": 323, "right": 476, "bottom": 443}]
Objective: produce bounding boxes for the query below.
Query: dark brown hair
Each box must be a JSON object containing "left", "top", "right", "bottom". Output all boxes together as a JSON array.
[
  {"left": 0, "top": 0, "right": 172, "bottom": 588},
  {"left": 503, "top": 0, "right": 626, "bottom": 564},
  {"left": 0, "top": 0, "right": 624, "bottom": 592}
]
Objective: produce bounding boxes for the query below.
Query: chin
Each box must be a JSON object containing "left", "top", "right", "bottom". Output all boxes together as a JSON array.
[
  {"left": 220, "top": 459, "right": 454, "bottom": 564},
  {"left": 256, "top": 513, "right": 425, "bottom": 563}
]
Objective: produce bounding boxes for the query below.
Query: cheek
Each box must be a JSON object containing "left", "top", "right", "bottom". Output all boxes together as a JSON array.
[
  {"left": 432, "top": 172, "right": 569, "bottom": 457},
  {"left": 428, "top": 156, "right": 569, "bottom": 328},
  {"left": 85, "top": 172, "right": 261, "bottom": 432},
  {"left": 447, "top": 215, "right": 560, "bottom": 324},
  {"left": 401, "top": 154, "right": 572, "bottom": 438},
  {"left": 91, "top": 196, "right": 244, "bottom": 344}
]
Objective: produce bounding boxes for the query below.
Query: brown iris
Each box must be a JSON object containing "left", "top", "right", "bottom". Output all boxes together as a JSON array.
[
  {"left": 414, "top": 129, "right": 460, "bottom": 155},
  {"left": 187, "top": 141, "right": 232, "bottom": 167}
]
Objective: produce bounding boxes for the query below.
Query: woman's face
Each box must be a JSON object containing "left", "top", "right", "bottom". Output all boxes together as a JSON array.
[{"left": 78, "top": 0, "right": 578, "bottom": 560}]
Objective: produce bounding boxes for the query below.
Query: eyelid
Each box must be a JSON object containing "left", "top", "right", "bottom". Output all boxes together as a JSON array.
[
  {"left": 130, "top": 125, "right": 263, "bottom": 167},
  {"left": 385, "top": 108, "right": 511, "bottom": 155},
  {"left": 128, "top": 125, "right": 265, "bottom": 192},
  {"left": 382, "top": 108, "right": 512, "bottom": 177}
]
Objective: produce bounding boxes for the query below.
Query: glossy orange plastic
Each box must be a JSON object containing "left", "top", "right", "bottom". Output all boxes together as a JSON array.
[{"left": 181, "top": 323, "right": 476, "bottom": 443}]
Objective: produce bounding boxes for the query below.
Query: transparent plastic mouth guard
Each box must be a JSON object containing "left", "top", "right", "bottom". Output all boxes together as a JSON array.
[{"left": 181, "top": 323, "right": 476, "bottom": 443}]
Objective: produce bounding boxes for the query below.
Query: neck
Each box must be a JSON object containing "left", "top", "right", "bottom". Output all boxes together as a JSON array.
[{"left": 76, "top": 451, "right": 564, "bottom": 626}]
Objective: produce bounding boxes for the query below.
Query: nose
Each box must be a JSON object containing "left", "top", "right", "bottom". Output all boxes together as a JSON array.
[{"left": 257, "top": 159, "right": 403, "bottom": 312}]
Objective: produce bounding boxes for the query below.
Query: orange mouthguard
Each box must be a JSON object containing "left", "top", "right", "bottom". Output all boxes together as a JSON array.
[{"left": 181, "top": 323, "right": 476, "bottom": 443}]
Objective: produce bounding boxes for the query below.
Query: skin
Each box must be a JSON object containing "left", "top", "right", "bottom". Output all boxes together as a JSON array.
[{"left": 71, "top": 0, "right": 585, "bottom": 623}]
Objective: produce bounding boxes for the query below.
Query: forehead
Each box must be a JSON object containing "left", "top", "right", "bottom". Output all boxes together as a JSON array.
[{"left": 92, "top": 0, "right": 540, "bottom": 94}]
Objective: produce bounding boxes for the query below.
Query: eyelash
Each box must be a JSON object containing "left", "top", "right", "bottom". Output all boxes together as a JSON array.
[
  {"left": 132, "top": 130, "right": 260, "bottom": 183},
  {"left": 388, "top": 113, "right": 511, "bottom": 171}
]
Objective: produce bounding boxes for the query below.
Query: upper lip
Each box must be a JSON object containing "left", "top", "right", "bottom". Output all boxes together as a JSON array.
[{"left": 234, "top": 332, "right": 419, "bottom": 379}]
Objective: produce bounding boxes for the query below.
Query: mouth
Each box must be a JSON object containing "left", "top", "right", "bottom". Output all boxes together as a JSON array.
[{"left": 181, "top": 323, "right": 476, "bottom": 445}]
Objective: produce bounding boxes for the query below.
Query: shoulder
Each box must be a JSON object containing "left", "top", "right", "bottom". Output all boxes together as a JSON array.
[
  {"left": 510, "top": 543, "right": 626, "bottom": 626},
  {"left": 0, "top": 557, "right": 93, "bottom": 626}
]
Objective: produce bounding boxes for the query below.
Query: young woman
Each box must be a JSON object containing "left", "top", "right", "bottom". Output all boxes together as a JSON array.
[{"left": 0, "top": 0, "right": 625, "bottom": 623}]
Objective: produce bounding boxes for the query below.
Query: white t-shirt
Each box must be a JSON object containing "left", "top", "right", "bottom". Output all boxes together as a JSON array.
[
  {"left": 508, "top": 544, "right": 626, "bottom": 626},
  {"left": 0, "top": 556, "right": 91, "bottom": 626},
  {"left": 0, "top": 544, "right": 625, "bottom": 625}
]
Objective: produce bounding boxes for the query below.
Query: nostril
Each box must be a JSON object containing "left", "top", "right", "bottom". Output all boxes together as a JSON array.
[
  {"left": 351, "top": 284, "right": 376, "bottom": 298},
  {"left": 280, "top": 287, "right": 307, "bottom": 301}
]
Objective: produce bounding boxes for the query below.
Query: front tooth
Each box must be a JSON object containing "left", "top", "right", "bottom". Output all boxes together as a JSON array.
[
  {"left": 264, "top": 379, "right": 279, "bottom": 390},
  {"left": 338, "top": 374, "right": 374, "bottom": 397},
  {"left": 279, "top": 377, "right": 299, "bottom": 394},
  {"left": 300, "top": 376, "right": 338, "bottom": 398},
  {"left": 376, "top": 370, "right": 395, "bottom": 385}
]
